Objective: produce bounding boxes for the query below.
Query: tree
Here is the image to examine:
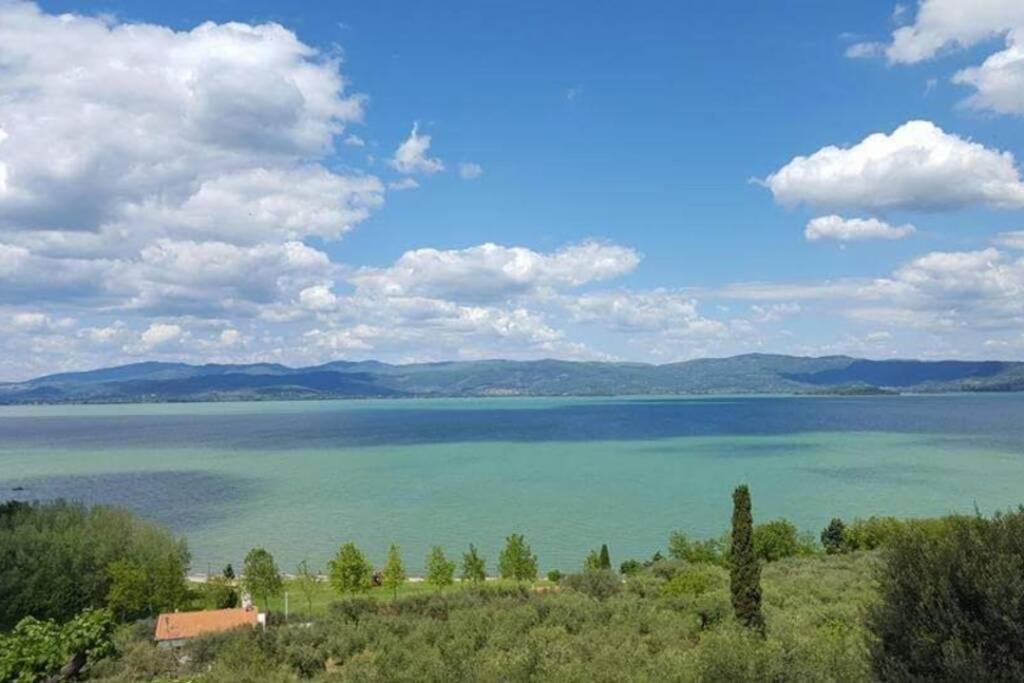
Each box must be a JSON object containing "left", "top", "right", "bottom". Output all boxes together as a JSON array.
[
  {"left": 0, "top": 501, "right": 189, "bottom": 629},
  {"left": 223, "top": 563, "right": 235, "bottom": 580},
  {"left": 425, "top": 546, "right": 455, "bottom": 591},
  {"left": 241, "top": 548, "right": 282, "bottom": 611},
  {"left": 293, "top": 560, "right": 320, "bottom": 615},
  {"left": 867, "top": 511, "right": 1024, "bottom": 679},
  {"left": 105, "top": 560, "right": 149, "bottom": 621},
  {"left": 498, "top": 534, "right": 538, "bottom": 582},
  {"left": 752, "top": 519, "right": 806, "bottom": 562},
  {"left": 381, "top": 544, "right": 407, "bottom": 599},
  {"left": 203, "top": 576, "right": 239, "bottom": 610},
  {"left": 821, "top": 518, "right": 846, "bottom": 554},
  {"left": 668, "top": 530, "right": 726, "bottom": 565},
  {"left": 461, "top": 544, "right": 487, "bottom": 583},
  {"left": 599, "top": 544, "right": 611, "bottom": 570},
  {"left": 328, "top": 543, "right": 372, "bottom": 595},
  {"left": 729, "top": 485, "right": 764, "bottom": 633}
]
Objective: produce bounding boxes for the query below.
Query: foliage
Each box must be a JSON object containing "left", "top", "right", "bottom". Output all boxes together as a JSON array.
[
  {"left": 583, "top": 543, "right": 612, "bottom": 571},
  {"left": 843, "top": 516, "right": 906, "bottom": 551},
  {"left": 730, "top": 485, "right": 764, "bottom": 632},
  {"left": 425, "top": 546, "right": 456, "bottom": 591},
  {"left": 0, "top": 609, "right": 115, "bottom": 683},
  {"left": 89, "top": 552, "right": 877, "bottom": 681},
  {"left": 498, "top": 533, "right": 538, "bottom": 582},
  {"left": 203, "top": 576, "right": 240, "bottom": 610},
  {"left": 867, "top": 510, "right": 1024, "bottom": 680},
  {"left": 105, "top": 560, "right": 150, "bottom": 621},
  {"left": 0, "top": 500, "right": 189, "bottom": 629},
  {"left": 241, "top": 547, "right": 283, "bottom": 610},
  {"left": 619, "top": 559, "right": 642, "bottom": 575},
  {"left": 329, "top": 543, "right": 373, "bottom": 595},
  {"left": 667, "top": 530, "right": 727, "bottom": 566},
  {"left": 294, "top": 560, "right": 320, "bottom": 615},
  {"left": 560, "top": 569, "right": 621, "bottom": 600},
  {"left": 380, "top": 544, "right": 407, "bottom": 599},
  {"left": 821, "top": 517, "right": 846, "bottom": 554},
  {"left": 546, "top": 569, "right": 563, "bottom": 583},
  {"left": 752, "top": 519, "right": 817, "bottom": 562},
  {"left": 223, "top": 563, "right": 235, "bottom": 580},
  {"left": 460, "top": 544, "right": 487, "bottom": 584},
  {"left": 662, "top": 563, "right": 728, "bottom": 598}
]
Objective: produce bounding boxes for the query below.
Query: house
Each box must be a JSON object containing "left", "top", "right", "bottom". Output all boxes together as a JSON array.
[{"left": 154, "top": 607, "right": 265, "bottom": 648}]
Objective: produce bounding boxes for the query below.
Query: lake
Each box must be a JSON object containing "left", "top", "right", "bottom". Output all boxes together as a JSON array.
[{"left": 1, "top": 394, "right": 1023, "bottom": 574}]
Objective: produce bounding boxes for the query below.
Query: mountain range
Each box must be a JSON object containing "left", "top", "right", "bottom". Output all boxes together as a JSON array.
[{"left": 1, "top": 354, "right": 1023, "bottom": 404}]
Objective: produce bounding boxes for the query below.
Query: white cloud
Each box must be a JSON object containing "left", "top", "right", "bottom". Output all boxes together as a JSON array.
[
  {"left": 139, "top": 323, "right": 183, "bottom": 350},
  {"left": 995, "top": 231, "right": 1024, "bottom": 250},
  {"left": 344, "top": 134, "right": 366, "bottom": 147},
  {"left": 389, "top": 123, "right": 444, "bottom": 174},
  {"left": 868, "top": 0, "right": 1024, "bottom": 64},
  {"left": 350, "top": 241, "right": 641, "bottom": 302},
  {"left": 805, "top": 215, "right": 916, "bottom": 242},
  {"left": 566, "top": 290, "right": 728, "bottom": 337},
  {"left": 953, "top": 31, "right": 1024, "bottom": 115},
  {"left": 848, "top": 1, "right": 1024, "bottom": 115},
  {"left": 388, "top": 178, "right": 420, "bottom": 191},
  {"left": 298, "top": 284, "right": 339, "bottom": 311},
  {"left": 764, "top": 121, "right": 1024, "bottom": 212},
  {"left": 458, "top": 162, "right": 484, "bottom": 180}
]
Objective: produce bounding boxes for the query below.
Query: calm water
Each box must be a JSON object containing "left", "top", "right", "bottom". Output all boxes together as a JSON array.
[{"left": 1, "top": 394, "right": 1023, "bottom": 573}]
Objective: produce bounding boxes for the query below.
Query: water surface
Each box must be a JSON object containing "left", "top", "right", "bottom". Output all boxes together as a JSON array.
[{"left": 1, "top": 394, "right": 1022, "bottom": 573}]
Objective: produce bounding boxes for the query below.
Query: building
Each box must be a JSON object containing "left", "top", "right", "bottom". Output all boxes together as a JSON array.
[{"left": 154, "top": 607, "right": 265, "bottom": 648}]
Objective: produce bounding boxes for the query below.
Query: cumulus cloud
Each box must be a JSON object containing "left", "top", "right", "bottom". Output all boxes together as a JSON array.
[
  {"left": 350, "top": 242, "right": 641, "bottom": 302},
  {"left": 139, "top": 323, "right": 184, "bottom": 350},
  {"left": 0, "top": 1, "right": 384, "bottom": 332},
  {"left": 848, "top": 1, "right": 1024, "bottom": 115},
  {"left": 458, "top": 162, "right": 484, "bottom": 180},
  {"left": 953, "top": 32, "right": 1024, "bottom": 115},
  {"left": 764, "top": 121, "right": 1024, "bottom": 212},
  {"left": 862, "top": 0, "right": 1024, "bottom": 64},
  {"left": 805, "top": 215, "right": 916, "bottom": 242},
  {"left": 389, "top": 123, "right": 444, "bottom": 174}
]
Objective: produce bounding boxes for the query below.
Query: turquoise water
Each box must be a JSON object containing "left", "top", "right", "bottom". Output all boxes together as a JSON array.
[{"left": 1, "top": 394, "right": 1023, "bottom": 573}]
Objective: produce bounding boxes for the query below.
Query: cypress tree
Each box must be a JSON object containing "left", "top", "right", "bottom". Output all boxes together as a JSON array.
[
  {"left": 598, "top": 544, "right": 611, "bottom": 570},
  {"left": 730, "top": 484, "right": 764, "bottom": 632}
]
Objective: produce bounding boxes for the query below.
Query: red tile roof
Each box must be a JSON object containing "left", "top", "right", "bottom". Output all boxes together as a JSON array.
[{"left": 154, "top": 608, "right": 259, "bottom": 641}]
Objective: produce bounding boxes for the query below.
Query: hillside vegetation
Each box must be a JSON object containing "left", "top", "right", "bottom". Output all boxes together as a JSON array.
[{"left": 2, "top": 353, "right": 1023, "bottom": 404}]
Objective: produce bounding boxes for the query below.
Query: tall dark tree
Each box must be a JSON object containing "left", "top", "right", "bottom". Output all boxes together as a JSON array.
[
  {"left": 598, "top": 544, "right": 611, "bottom": 570},
  {"left": 820, "top": 518, "right": 847, "bottom": 555},
  {"left": 729, "top": 485, "right": 764, "bottom": 633}
]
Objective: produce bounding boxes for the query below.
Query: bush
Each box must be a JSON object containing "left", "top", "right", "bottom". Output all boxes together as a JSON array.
[
  {"left": 867, "top": 510, "right": 1024, "bottom": 680},
  {"left": 752, "top": 519, "right": 817, "bottom": 562},
  {"left": 546, "top": 570, "right": 563, "bottom": 583},
  {"left": 661, "top": 563, "right": 728, "bottom": 599},
  {"left": 0, "top": 608, "right": 115, "bottom": 682},
  {"left": 667, "top": 530, "right": 726, "bottom": 565},
  {"left": 560, "top": 569, "right": 621, "bottom": 600},
  {"left": 0, "top": 500, "right": 189, "bottom": 629},
  {"left": 619, "top": 559, "right": 642, "bottom": 575},
  {"left": 843, "top": 516, "right": 905, "bottom": 551}
]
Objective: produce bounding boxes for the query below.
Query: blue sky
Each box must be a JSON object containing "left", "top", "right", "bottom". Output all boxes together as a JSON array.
[{"left": 2, "top": 0, "right": 1024, "bottom": 378}]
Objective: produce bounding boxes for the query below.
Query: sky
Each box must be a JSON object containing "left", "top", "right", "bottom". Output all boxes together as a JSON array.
[{"left": 1, "top": 0, "right": 1024, "bottom": 379}]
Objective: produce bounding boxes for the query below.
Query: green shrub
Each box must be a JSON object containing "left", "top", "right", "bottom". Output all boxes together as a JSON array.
[
  {"left": 546, "top": 569, "right": 563, "bottom": 583},
  {"left": 560, "top": 569, "right": 621, "bottom": 600},
  {"left": 668, "top": 530, "right": 727, "bottom": 565},
  {"left": 752, "top": 519, "right": 817, "bottom": 562},
  {"left": 867, "top": 510, "right": 1024, "bottom": 680},
  {"left": 661, "top": 563, "right": 728, "bottom": 599},
  {"left": 0, "top": 608, "right": 115, "bottom": 682}
]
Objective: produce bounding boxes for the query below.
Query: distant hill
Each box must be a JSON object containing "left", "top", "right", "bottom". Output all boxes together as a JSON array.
[{"left": 1, "top": 354, "right": 1022, "bottom": 404}]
